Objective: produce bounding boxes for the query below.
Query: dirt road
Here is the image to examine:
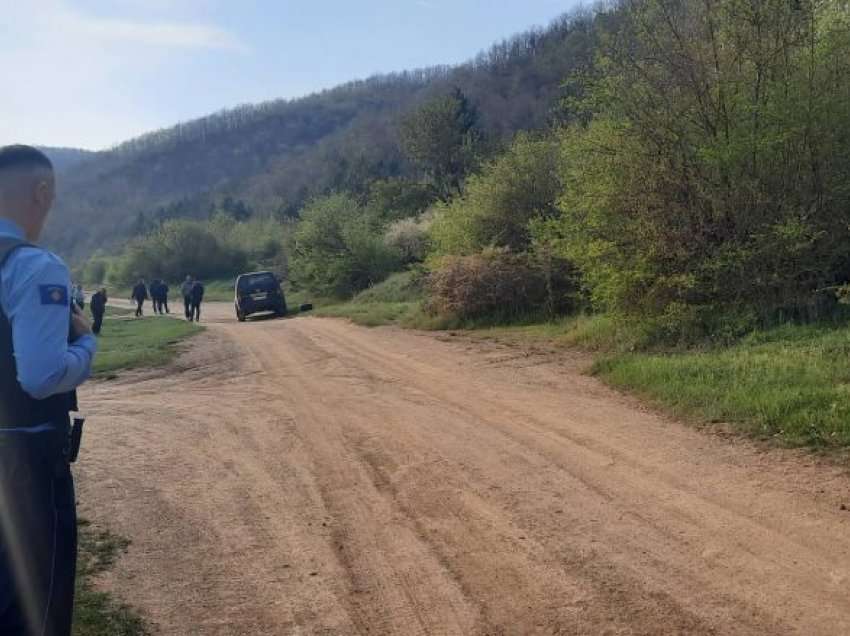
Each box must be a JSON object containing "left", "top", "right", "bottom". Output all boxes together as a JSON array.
[{"left": 77, "top": 302, "right": 850, "bottom": 635}]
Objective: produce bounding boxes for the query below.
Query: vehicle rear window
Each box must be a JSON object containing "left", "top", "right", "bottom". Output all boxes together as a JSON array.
[{"left": 238, "top": 273, "right": 276, "bottom": 290}]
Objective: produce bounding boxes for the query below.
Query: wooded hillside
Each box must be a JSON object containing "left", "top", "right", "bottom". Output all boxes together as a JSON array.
[{"left": 45, "top": 11, "right": 595, "bottom": 261}]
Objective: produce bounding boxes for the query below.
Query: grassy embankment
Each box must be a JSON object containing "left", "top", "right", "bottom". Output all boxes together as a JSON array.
[
  {"left": 76, "top": 306, "right": 201, "bottom": 635},
  {"left": 93, "top": 306, "right": 203, "bottom": 378},
  {"left": 315, "top": 274, "right": 850, "bottom": 452},
  {"left": 312, "top": 272, "right": 428, "bottom": 327}
]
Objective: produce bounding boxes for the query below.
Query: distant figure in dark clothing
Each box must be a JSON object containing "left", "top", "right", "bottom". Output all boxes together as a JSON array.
[
  {"left": 150, "top": 279, "right": 170, "bottom": 315},
  {"left": 90, "top": 288, "right": 107, "bottom": 335},
  {"left": 158, "top": 280, "right": 170, "bottom": 314},
  {"left": 131, "top": 279, "right": 148, "bottom": 317},
  {"left": 181, "top": 275, "right": 194, "bottom": 320},
  {"left": 189, "top": 280, "right": 204, "bottom": 322},
  {"left": 149, "top": 280, "right": 160, "bottom": 314}
]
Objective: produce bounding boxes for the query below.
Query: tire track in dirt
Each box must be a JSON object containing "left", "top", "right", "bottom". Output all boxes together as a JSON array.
[
  {"left": 302, "top": 319, "right": 849, "bottom": 633},
  {"left": 76, "top": 305, "right": 850, "bottom": 635}
]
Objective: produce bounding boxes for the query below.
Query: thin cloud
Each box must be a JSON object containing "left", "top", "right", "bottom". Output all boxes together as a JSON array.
[{"left": 54, "top": 9, "right": 246, "bottom": 52}]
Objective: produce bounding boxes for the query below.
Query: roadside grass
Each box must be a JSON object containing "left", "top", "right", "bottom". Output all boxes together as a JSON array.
[
  {"left": 310, "top": 272, "right": 425, "bottom": 327},
  {"left": 104, "top": 305, "right": 133, "bottom": 317},
  {"left": 472, "top": 314, "right": 850, "bottom": 449},
  {"left": 592, "top": 321, "right": 850, "bottom": 449},
  {"left": 469, "top": 314, "right": 640, "bottom": 350},
  {"left": 93, "top": 315, "right": 202, "bottom": 377},
  {"left": 73, "top": 519, "right": 148, "bottom": 636},
  {"left": 315, "top": 301, "right": 421, "bottom": 327},
  {"left": 200, "top": 278, "right": 235, "bottom": 302}
]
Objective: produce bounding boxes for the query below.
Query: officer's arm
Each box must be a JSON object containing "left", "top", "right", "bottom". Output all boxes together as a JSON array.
[{"left": 4, "top": 249, "right": 97, "bottom": 400}]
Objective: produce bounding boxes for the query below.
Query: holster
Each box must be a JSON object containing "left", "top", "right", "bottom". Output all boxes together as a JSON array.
[{"left": 68, "top": 417, "right": 84, "bottom": 463}]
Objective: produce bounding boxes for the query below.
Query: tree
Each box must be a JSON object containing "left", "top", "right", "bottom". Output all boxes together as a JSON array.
[
  {"left": 366, "top": 178, "right": 438, "bottom": 224},
  {"left": 288, "top": 194, "right": 401, "bottom": 297},
  {"left": 548, "top": 0, "right": 850, "bottom": 337},
  {"left": 399, "top": 88, "right": 482, "bottom": 200},
  {"left": 429, "top": 133, "right": 563, "bottom": 256}
]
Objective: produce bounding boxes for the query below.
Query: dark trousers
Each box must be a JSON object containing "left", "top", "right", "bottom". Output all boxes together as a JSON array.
[
  {"left": 0, "top": 434, "right": 77, "bottom": 636},
  {"left": 134, "top": 299, "right": 144, "bottom": 317},
  {"left": 190, "top": 302, "right": 201, "bottom": 322},
  {"left": 154, "top": 298, "right": 169, "bottom": 314},
  {"left": 183, "top": 296, "right": 192, "bottom": 320},
  {"left": 92, "top": 311, "right": 104, "bottom": 335}
]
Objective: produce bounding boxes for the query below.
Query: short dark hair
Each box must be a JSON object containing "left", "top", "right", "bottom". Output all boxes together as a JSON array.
[{"left": 0, "top": 145, "right": 53, "bottom": 174}]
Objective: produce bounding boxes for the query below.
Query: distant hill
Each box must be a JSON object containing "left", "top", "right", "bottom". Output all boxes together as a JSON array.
[
  {"left": 39, "top": 147, "right": 95, "bottom": 172},
  {"left": 44, "top": 11, "right": 597, "bottom": 262}
]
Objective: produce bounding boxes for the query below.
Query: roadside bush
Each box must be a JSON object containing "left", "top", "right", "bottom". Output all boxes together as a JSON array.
[
  {"left": 429, "top": 133, "right": 562, "bottom": 257},
  {"left": 384, "top": 213, "right": 433, "bottom": 264},
  {"left": 288, "top": 193, "right": 402, "bottom": 297},
  {"left": 426, "top": 249, "right": 574, "bottom": 322}
]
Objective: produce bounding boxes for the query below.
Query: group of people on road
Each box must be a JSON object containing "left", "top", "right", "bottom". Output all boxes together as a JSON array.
[
  {"left": 69, "top": 275, "right": 204, "bottom": 340},
  {"left": 131, "top": 275, "right": 204, "bottom": 322}
]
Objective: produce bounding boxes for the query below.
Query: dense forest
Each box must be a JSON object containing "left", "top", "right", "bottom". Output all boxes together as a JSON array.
[{"left": 76, "top": 0, "right": 850, "bottom": 343}]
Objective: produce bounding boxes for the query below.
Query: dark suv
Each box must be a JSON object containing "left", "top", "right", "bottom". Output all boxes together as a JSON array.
[{"left": 234, "top": 271, "right": 287, "bottom": 321}]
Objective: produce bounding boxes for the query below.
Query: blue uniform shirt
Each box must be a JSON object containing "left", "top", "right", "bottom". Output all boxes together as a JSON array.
[{"left": 0, "top": 218, "right": 96, "bottom": 410}]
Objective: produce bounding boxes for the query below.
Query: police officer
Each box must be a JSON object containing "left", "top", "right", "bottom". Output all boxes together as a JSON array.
[{"left": 0, "top": 146, "right": 97, "bottom": 635}]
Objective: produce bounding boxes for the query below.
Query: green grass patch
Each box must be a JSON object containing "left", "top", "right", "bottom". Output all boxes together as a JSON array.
[
  {"left": 306, "top": 272, "right": 425, "bottom": 327},
  {"left": 314, "top": 301, "right": 420, "bottom": 327},
  {"left": 104, "top": 305, "right": 133, "bottom": 317},
  {"left": 351, "top": 271, "right": 424, "bottom": 304},
  {"left": 73, "top": 519, "right": 148, "bottom": 636},
  {"left": 592, "top": 321, "right": 850, "bottom": 449},
  {"left": 200, "top": 278, "right": 235, "bottom": 302},
  {"left": 93, "top": 316, "right": 202, "bottom": 377}
]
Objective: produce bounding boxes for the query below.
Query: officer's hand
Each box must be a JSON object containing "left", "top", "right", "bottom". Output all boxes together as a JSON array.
[{"left": 71, "top": 304, "right": 93, "bottom": 340}]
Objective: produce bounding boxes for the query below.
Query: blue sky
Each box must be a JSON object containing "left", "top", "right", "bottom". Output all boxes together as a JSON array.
[{"left": 0, "top": 1, "right": 579, "bottom": 150}]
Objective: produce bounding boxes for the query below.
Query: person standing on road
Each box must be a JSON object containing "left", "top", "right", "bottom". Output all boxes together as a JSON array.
[
  {"left": 149, "top": 279, "right": 162, "bottom": 315},
  {"left": 0, "top": 145, "right": 97, "bottom": 636},
  {"left": 131, "top": 279, "right": 148, "bottom": 317},
  {"left": 90, "top": 287, "right": 107, "bottom": 335},
  {"left": 181, "top": 275, "right": 194, "bottom": 320},
  {"left": 189, "top": 278, "right": 205, "bottom": 322},
  {"left": 158, "top": 280, "right": 170, "bottom": 314}
]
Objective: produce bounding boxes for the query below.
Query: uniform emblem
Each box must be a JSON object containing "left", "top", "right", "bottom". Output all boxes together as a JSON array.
[{"left": 39, "top": 284, "right": 69, "bottom": 306}]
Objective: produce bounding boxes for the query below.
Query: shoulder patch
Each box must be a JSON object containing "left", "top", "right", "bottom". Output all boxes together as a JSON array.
[{"left": 39, "top": 284, "right": 69, "bottom": 306}]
